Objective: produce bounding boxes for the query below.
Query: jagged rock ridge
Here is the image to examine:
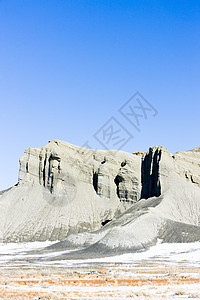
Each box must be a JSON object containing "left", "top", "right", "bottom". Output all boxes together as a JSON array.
[
  {"left": 0, "top": 140, "right": 200, "bottom": 256},
  {"left": 46, "top": 145, "right": 200, "bottom": 258},
  {"left": 0, "top": 140, "right": 141, "bottom": 242}
]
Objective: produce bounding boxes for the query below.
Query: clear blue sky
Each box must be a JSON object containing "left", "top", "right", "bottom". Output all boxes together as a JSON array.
[{"left": 0, "top": 0, "right": 199, "bottom": 190}]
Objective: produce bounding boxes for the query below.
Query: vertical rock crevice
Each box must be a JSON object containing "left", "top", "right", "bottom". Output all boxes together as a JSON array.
[
  {"left": 141, "top": 147, "right": 161, "bottom": 199},
  {"left": 114, "top": 175, "right": 123, "bottom": 199},
  {"left": 50, "top": 174, "right": 54, "bottom": 194},
  {"left": 38, "top": 151, "right": 61, "bottom": 194},
  {"left": 93, "top": 171, "right": 98, "bottom": 194},
  {"left": 92, "top": 165, "right": 111, "bottom": 198},
  {"left": 43, "top": 155, "right": 47, "bottom": 187}
]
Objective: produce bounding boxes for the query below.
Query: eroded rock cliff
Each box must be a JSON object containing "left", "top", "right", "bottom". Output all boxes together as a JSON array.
[
  {"left": 0, "top": 140, "right": 200, "bottom": 253},
  {"left": 46, "top": 145, "right": 200, "bottom": 258},
  {"left": 0, "top": 140, "right": 141, "bottom": 242}
]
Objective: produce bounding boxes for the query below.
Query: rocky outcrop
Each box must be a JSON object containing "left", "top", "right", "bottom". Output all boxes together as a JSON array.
[
  {"left": 0, "top": 140, "right": 200, "bottom": 254},
  {"left": 0, "top": 140, "right": 141, "bottom": 242},
  {"left": 45, "top": 145, "right": 200, "bottom": 259}
]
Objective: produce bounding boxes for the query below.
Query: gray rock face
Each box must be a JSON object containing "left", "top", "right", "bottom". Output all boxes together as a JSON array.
[
  {"left": 1, "top": 140, "right": 200, "bottom": 255},
  {"left": 46, "top": 145, "right": 200, "bottom": 259},
  {"left": 0, "top": 140, "right": 141, "bottom": 242}
]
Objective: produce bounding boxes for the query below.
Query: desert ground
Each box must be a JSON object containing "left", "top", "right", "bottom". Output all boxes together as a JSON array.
[
  {"left": 0, "top": 264, "right": 200, "bottom": 299},
  {"left": 0, "top": 241, "right": 200, "bottom": 299}
]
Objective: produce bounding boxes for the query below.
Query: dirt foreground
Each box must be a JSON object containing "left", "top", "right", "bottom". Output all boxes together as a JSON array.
[{"left": 0, "top": 264, "right": 200, "bottom": 299}]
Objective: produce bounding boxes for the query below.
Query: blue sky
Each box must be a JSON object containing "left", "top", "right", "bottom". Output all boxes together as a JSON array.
[{"left": 0, "top": 0, "right": 199, "bottom": 190}]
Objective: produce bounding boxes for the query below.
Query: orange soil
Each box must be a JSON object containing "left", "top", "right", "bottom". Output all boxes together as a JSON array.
[{"left": 0, "top": 266, "right": 200, "bottom": 299}]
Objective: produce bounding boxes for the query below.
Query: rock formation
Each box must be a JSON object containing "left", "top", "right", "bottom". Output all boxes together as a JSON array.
[
  {"left": 0, "top": 140, "right": 200, "bottom": 256},
  {"left": 47, "top": 145, "right": 200, "bottom": 258},
  {"left": 0, "top": 140, "right": 141, "bottom": 242}
]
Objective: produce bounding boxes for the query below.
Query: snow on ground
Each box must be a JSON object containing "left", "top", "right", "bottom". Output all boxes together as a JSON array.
[
  {"left": 0, "top": 240, "right": 200, "bottom": 268},
  {"left": 0, "top": 241, "right": 200, "bottom": 299}
]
